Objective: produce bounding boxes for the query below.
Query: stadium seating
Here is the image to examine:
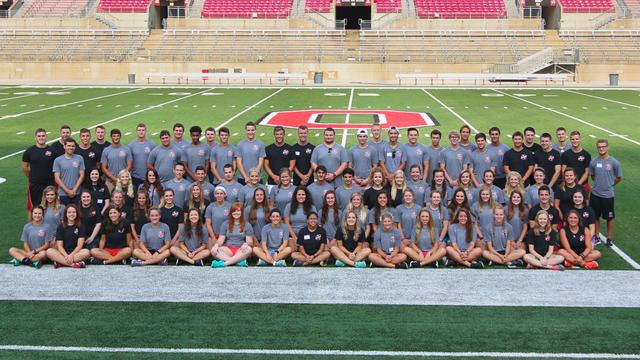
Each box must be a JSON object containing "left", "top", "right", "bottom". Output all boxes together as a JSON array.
[
  {"left": 560, "top": 30, "right": 640, "bottom": 63},
  {"left": 558, "top": 0, "right": 614, "bottom": 12},
  {"left": 306, "top": 0, "right": 331, "bottom": 13},
  {"left": 22, "top": 0, "right": 90, "bottom": 17},
  {"left": 97, "top": 0, "right": 151, "bottom": 12},
  {"left": 201, "top": 0, "right": 293, "bottom": 18},
  {"left": 375, "top": 0, "right": 402, "bottom": 13},
  {"left": 624, "top": 0, "right": 640, "bottom": 16},
  {"left": 414, "top": 0, "right": 506, "bottom": 18}
]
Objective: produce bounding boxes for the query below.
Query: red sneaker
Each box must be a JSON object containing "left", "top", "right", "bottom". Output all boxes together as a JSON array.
[
  {"left": 584, "top": 261, "right": 599, "bottom": 270},
  {"left": 564, "top": 260, "right": 574, "bottom": 268}
]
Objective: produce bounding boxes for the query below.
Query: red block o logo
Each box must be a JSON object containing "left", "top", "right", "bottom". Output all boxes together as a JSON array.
[{"left": 257, "top": 110, "right": 439, "bottom": 129}]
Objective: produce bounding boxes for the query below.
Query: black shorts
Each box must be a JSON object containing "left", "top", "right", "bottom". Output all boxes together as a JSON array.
[
  {"left": 27, "top": 183, "right": 49, "bottom": 210},
  {"left": 590, "top": 194, "right": 615, "bottom": 220},
  {"left": 497, "top": 250, "right": 506, "bottom": 255}
]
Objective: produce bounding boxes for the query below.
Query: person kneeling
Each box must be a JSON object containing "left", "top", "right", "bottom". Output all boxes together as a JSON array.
[
  {"left": 292, "top": 212, "right": 330, "bottom": 266},
  {"left": 368, "top": 212, "right": 407, "bottom": 269}
]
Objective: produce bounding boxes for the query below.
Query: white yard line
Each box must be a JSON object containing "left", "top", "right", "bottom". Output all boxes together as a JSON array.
[
  {"left": 342, "top": 88, "right": 355, "bottom": 147},
  {"left": 214, "top": 88, "right": 284, "bottom": 130},
  {"left": 564, "top": 90, "right": 640, "bottom": 109},
  {"left": 0, "top": 87, "right": 77, "bottom": 102},
  {"left": 598, "top": 233, "right": 640, "bottom": 270},
  {"left": 0, "top": 345, "right": 638, "bottom": 359},
  {"left": 0, "top": 88, "right": 144, "bottom": 121},
  {"left": 493, "top": 90, "right": 640, "bottom": 146},
  {"left": 0, "top": 89, "right": 211, "bottom": 161},
  {"left": 422, "top": 89, "right": 479, "bottom": 133}
]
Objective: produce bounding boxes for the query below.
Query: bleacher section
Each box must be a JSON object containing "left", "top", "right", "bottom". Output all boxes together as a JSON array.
[
  {"left": 146, "top": 29, "right": 344, "bottom": 62},
  {"left": 560, "top": 29, "right": 640, "bottom": 63},
  {"left": 305, "top": 0, "right": 331, "bottom": 13},
  {"left": 0, "top": 29, "right": 148, "bottom": 61},
  {"left": 559, "top": 0, "right": 614, "bottom": 12},
  {"left": 375, "top": 0, "right": 402, "bottom": 13},
  {"left": 201, "top": 0, "right": 293, "bottom": 18},
  {"left": 359, "top": 29, "right": 544, "bottom": 63},
  {"left": 97, "top": 0, "right": 150, "bottom": 12},
  {"left": 414, "top": 0, "right": 506, "bottom": 18},
  {"left": 624, "top": 0, "right": 640, "bottom": 16},
  {"left": 22, "top": 0, "right": 90, "bottom": 17}
]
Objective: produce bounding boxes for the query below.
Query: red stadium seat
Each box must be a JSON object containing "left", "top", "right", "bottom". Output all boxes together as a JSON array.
[
  {"left": 306, "top": 0, "right": 331, "bottom": 13},
  {"left": 201, "top": 0, "right": 293, "bottom": 18},
  {"left": 414, "top": 0, "right": 506, "bottom": 18},
  {"left": 97, "top": 0, "right": 152, "bottom": 13},
  {"left": 558, "top": 0, "right": 614, "bottom": 12}
]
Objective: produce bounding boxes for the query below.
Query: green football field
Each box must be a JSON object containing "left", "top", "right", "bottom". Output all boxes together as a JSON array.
[{"left": 1, "top": 86, "right": 639, "bottom": 359}]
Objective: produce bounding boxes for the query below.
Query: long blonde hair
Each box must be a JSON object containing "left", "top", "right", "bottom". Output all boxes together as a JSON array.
[
  {"left": 390, "top": 169, "right": 408, "bottom": 202},
  {"left": 40, "top": 185, "right": 62, "bottom": 211},
  {"left": 186, "top": 183, "right": 207, "bottom": 214},
  {"left": 532, "top": 210, "right": 552, "bottom": 236},
  {"left": 476, "top": 185, "right": 496, "bottom": 214},
  {"left": 414, "top": 208, "right": 436, "bottom": 247},
  {"left": 115, "top": 169, "right": 135, "bottom": 198},
  {"left": 346, "top": 192, "right": 367, "bottom": 226},
  {"left": 504, "top": 171, "right": 525, "bottom": 198},
  {"left": 340, "top": 210, "right": 362, "bottom": 241}
]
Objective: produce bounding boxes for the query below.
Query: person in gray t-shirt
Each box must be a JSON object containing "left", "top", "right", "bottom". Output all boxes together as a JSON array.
[
  {"left": 307, "top": 166, "right": 335, "bottom": 210},
  {"left": 209, "top": 128, "right": 236, "bottom": 185},
  {"left": 162, "top": 164, "right": 192, "bottom": 208},
  {"left": 170, "top": 209, "right": 211, "bottom": 266},
  {"left": 311, "top": 128, "right": 348, "bottom": 187},
  {"left": 469, "top": 133, "right": 496, "bottom": 188},
  {"left": 481, "top": 206, "right": 525, "bottom": 266},
  {"left": 132, "top": 208, "right": 172, "bottom": 266},
  {"left": 440, "top": 131, "right": 470, "bottom": 187},
  {"left": 236, "top": 122, "right": 266, "bottom": 183},
  {"left": 349, "top": 129, "right": 378, "bottom": 187},
  {"left": 589, "top": 139, "right": 623, "bottom": 245},
  {"left": 368, "top": 212, "right": 407, "bottom": 268},
  {"left": 53, "top": 140, "right": 85, "bottom": 204},
  {"left": 446, "top": 208, "right": 483, "bottom": 268},
  {"left": 128, "top": 124, "right": 155, "bottom": 186},
  {"left": 380, "top": 127, "right": 407, "bottom": 182},
  {"left": 404, "top": 128, "right": 428, "bottom": 180},
  {"left": 254, "top": 209, "right": 292, "bottom": 266},
  {"left": 183, "top": 126, "right": 210, "bottom": 181},
  {"left": 148, "top": 130, "right": 183, "bottom": 183},
  {"left": 100, "top": 129, "right": 132, "bottom": 187},
  {"left": 9, "top": 207, "right": 53, "bottom": 266}
]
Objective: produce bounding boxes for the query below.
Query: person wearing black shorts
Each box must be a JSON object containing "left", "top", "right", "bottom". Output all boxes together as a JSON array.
[
  {"left": 503, "top": 131, "right": 534, "bottom": 184},
  {"left": 589, "top": 139, "right": 622, "bottom": 247},
  {"left": 21, "top": 128, "right": 55, "bottom": 210},
  {"left": 561, "top": 131, "right": 591, "bottom": 190}
]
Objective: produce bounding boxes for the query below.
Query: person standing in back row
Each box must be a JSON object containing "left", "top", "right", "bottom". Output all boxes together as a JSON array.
[
  {"left": 292, "top": 125, "right": 314, "bottom": 186},
  {"left": 440, "top": 130, "right": 469, "bottom": 187},
  {"left": 503, "top": 131, "right": 534, "bottom": 184},
  {"left": 487, "top": 127, "right": 509, "bottom": 189},
  {"left": 75, "top": 128, "right": 101, "bottom": 177},
  {"left": 183, "top": 126, "right": 210, "bottom": 182},
  {"left": 236, "top": 122, "right": 266, "bottom": 185},
  {"left": 128, "top": 123, "right": 155, "bottom": 189},
  {"left": 561, "top": 131, "right": 591, "bottom": 190},
  {"left": 53, "top": 139, "right": 85, "bottom": 205},
  {"left": 311, "top": 127, "right": 348, "bottom": 187},
  {"left": 92, "top": 125, "right": 110, "bottom": 163},
  {"left": 100, "top": 129, "right": 132, "bottom": 191},
  {"left": 264, "top": 126, "right": 295, "bottom": 189},
  {"left": 589, "top": 139, "right": 622, "bottom": 247},
  {"left": 148, "top": 130, "right": 182, "bottom": 183},
  {"left": 22, "top": 128, "right": 55, "bottom": 210}
]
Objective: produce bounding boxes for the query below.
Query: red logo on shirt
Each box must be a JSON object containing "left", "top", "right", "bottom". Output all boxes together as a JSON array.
[
  {"left": 548, "top": 155, "right": 555, "bottom": 161},
  {"left": 37, "top": 229, "right": 45, "bottom": 236},
  {"left": 45, "top": 151, "right": 52, "bottom": 157},
  {"left": 144, "top": 147, "right": 151, "bottom": 153},
  {"left": 578, "top": 156, "right": 585, "bottom": 162},
  {"left": 305, "top": 148, "right": 312, "bottom": 154},
  {"left": 72, "top": 161, "right": 79, "bottom": 168},
  {"left": 88, "top": 152, "right": 96, "bottom": 158},
  {"left": 172, "top": 211, "right": 180, "bottom": 217},
  {"left": 315, "top": 234, "right": 322, "bottom": 241},
  {"left": 456, "top": 153, "right": 463, "bottom": 160},
  {"left": 158, "top": 231, "right": 165, "bottom": 237},
  {"left": 283, "top": 149, "right": 290, "bottom": 156},
  {"left": 520, "top": 154, "right": 528, "bottom": 160},
  {"left": 198, "top": 150, "right": 205, "bottom": 156},
  {"left": 118, "top": 151, "right": 126, "bottom": 158}
]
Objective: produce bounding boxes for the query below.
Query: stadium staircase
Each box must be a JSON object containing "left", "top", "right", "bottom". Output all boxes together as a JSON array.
[
  {"left": 188, "top": 0, "right": 206, "bottom": 17},
  {"left": 290, "top": 0, "right": 307, "bottom": 18},
  {"left": 504, "top": 0, "right": 520, "bottom": 18}
]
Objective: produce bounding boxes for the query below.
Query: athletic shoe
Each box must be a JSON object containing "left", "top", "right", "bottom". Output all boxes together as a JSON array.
[
  {"left": 507, "top": 259, "right": 524, "bottom": 269},
  {"left": 21, "top": 257, "right": 33, "bottom": 266},
  {"left": 72, "top": 261, "right": 86, "bottom": 269},
  {"left": 319, "top": 261, "right": 327, "bottom": 267},
  {"left": 564, "top": 260, "right": 574, "bottom": 268},
  {"left": 592, "top": 235, "right": 602, "bottom": 246},
  {"left": 409, "top": 261, "right": 421, "bottom": 269},
  {"left": 89, "top": 257, "right": 104, "bottom": 265},
  {"left": 235, "top": 260, "right": 248, "bottom": 267},
  {"left": 606, "top": 238, "right": 614, "bottom": 247},
  {"left": 275, "top": 260, "right": 287, "bottom": 267},
  {"left": 443, "top": 258, "right": 455, "bottom": 268},
  {"left": 549, "top": 264, "right": 565, "bottom": 271},
  {"left": 175, "top": 259, "right": 181, "bottom": 266},
  {"left": 53, "top": 262, "right": 61, "bottom": 269},
  {"left": 9, "top": 259, "right": 21, "bottom": 267},
  {"left": 211, "top": 260, "right": 225, "bottom": 268},
  {"left": 470, "top": 261, "right": 484, "bottom": 269},
  {"left": 477, "top": 258, "right": 487, "bottom": 267},
  {"left": 487, "top": 260, "right": 494, "bottom": 267},
  {"left": 428, "top": 261, "right": 439, "bottom": 268},
  {"left": 131, "top": 260, "right": 144, "bottom": 267},
  {"left": 354, "top": 261, "right": 366, "bottom": 268},
  {"left": 334, "top": 259, "right": 346, "bottom": 267},
  {"left": 395, "top": 261, "right": 408, "bottom": 269},
  {"left": 121, "top": 259, "right": 128, "bottom": 265},
  {"left": 584, "top": 261, "right": 600, "bottom": 270},
  {"left": 159, "top": 259, "right": 169, "bottom": 266},
  {"left": 292, "top": 260, "right": 303, "bottom": 267},
  {"left": 256, "top": 259, "right": 267, "bottom": 266},
  {"left": 30, "top": 261, "right": 42, "bottom": 269},
  {"left": 194, "top": 259, "right": 204, "bottom": 267}
]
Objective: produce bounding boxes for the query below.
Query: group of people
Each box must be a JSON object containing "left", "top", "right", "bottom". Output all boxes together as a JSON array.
[{"left": 11, "top": 120, "right": 622, "bottom": 270}]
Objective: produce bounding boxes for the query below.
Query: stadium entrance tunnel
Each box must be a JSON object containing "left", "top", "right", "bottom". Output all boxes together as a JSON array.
[
  {"left": 258, "top": 110, "right": 439, "bottom": 129},
  {"left": 336, "top": 6, "right": 371, "bottom": 29}
]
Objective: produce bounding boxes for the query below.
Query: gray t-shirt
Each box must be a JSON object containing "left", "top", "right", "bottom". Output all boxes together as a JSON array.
[
  {"left": 209, "top": 144, "right": 236, "bottom": 182},
  {"left": 128, "top": 139, "right": 155, "bottom": 180},
  {"left": 284, "top": 203, "right": 317, "bottom": 234},
  {"left": 524, "top": 185, "right": 555, "bottom": 207},
  {"left": 469, "top": 149, "right": 496, "bottom": 183},
  {"left": 311, "top": 143, "right": 349, "bottom": 186},
  {"left": 410, "top": 226, "right": 438, "bottom": 251},
  {"left": 395, "top": 204, "right": 422, "bottom": 239},
  {"left": 179, "top": 223, "right": 208, "bottom": 251},
  {"left": 245, "top": 205, "right": 269, "bottom": 241},
  {"left": 204, "top": 202, "right": 231, "bottom": 235},
  {"left": 184, "top": 143, "right": 210, "bottom": 179},
  {"left": 404, "top": 143, "right": 427, "bottom": 178},
  {"left": 424, "top": 145, "right": 443, "bottom": 183},
  {"left": 335, "top": 185, "right": 361, "bottom": 211},
  {"left": 506, "top": 207, "right": 527, "bottom": 241},
  {"left": 261, "top": 223, "right": 290, "bottom": 250},
  {"left": 373, "top": 227, "right": 403, "bottom": 255},
  {"left": 20, "top": 223, "right": 54, "bottom": 249},
  {"left": 220, "top": 181, "right": 243, "bottom": 204},
  {"left": 236, "top": 139, "right": 266, "bottom": 179},
  {"left": 427, "top": 205, "right": 449, "bottom": 241},
  {"left": 307, "top": 181, "right": 334, "bottom": 210},
  {"left": 318, "top": 207, "right": 340, "bottom": 241},
  {"left": 348, "top": 144, "right": 378, "bottom": 180},
  {"left": 237, "top": 183, "right": 268, "bottom": 208},
  {"left": 440, "top": 146, "right": 470, "bottom": 182},
  {"left": 487, "top": 143, "right": 510, "bottom": 179},
  {"left": 148, "top": 145, "right": 183, "bottom": 183},
  {"left": 470, "top": 203, "right": 495, "bottom": 230},
  {"left": 447, "top": 223, "right": 477, "bottom": 251},
  {"left": 140, "top": 222, "right": 171, "bottom": 250},
  {"left": 162, "top": 178, "right": 192, "bottom": 208},
  {"left": 407, "top": 180, "right": 429, "bottom": 207},
  {"left": 100, "top": 145, "right": 132, "bottom": 179},
  {"left": 53, "top": 154, "right": 85, "bottom": 197},
  {"left": 589, "top": 156, "right": 622, "bottom": 198},
  {"left": 367, "top": 139, "right": 387, "bottom": 164},
  {"left": 380, "top": 142, "right": 407, "bottom": 175},
  {"left": 269, "top": 186, "right": 295, "bottom": 213},
  {"left": 44, "top": 205, "right": 65, "bottom": 233},
  {"left": 482, "top": 222, "right": 514, "bottom": 252},
  {"left": 219, "top": 220, "right": 254, "bottom": 247}
]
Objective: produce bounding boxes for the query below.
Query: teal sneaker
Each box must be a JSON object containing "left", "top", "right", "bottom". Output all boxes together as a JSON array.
[
  {"left": 235, "top": 260, "right": 248, "bottom": 267},
  {"left": 9, "top": 259, "right": 21, "bottom": 266},
  {"left": 31, "top": 261, "right": 42, "bottom": 269},
  {"left": 355, "top": 261, "right": 367, "bottom": 268},
  {"left": 211, "top": 260, "right": 225, "bottom": 268},
  {"left": 335, "top": 259, "right": 346, "bottom": 267}
]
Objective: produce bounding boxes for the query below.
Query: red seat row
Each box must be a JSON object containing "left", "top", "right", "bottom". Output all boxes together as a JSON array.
[
  {"left": 414, "top": 0, "right": 506, "bottom": 18},
  {"left": 201, "top": 0, "right": 292, "bottom": 18},
  {"left": 23, "top": 0, "right": 89, "bottom": 16},
  {"left": 97, "top": 0, "right": 151, "bottom": 12},
  {"left": 306, "top": 0, "right": 331, "bottom": 13},
  {"left": 559, "top": 0, "right": 614, "bottom": 12},
  {"left": 375, "top": 0, "right": 402, "bottom": 12}
]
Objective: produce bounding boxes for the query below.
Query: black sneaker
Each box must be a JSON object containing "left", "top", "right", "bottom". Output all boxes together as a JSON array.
[
  {"left": 409, "top": 261, "right": 421, "bottom": 269},
  {"left": 89, "top": 257, "right": 104, "bottom": 265},
  {"left": 194, "top": 259, "right": 204, "bottom": 267},
  {"left": 395, "top": 261, "right": 409, "bottom": 269},
  {"left": 21, "top": 258, "right": 33, "bottom": 266},
  {"left": 470, "top": 261, "right": 485, "bottom": 269},
  {"left": 512, "top": 259, "right": 524, "bottom": 268},
  {"left": 444, "top": 258, "right": 456, "bottom": 267},
  {"left": 175, "top": 259, "right": 181, "bottom": 266},
  {"left": 606, "top": 238, "right": 614, "bottom": 247},
  {"left": 429, "top": 261, "right": 439, "bottom": 268}
]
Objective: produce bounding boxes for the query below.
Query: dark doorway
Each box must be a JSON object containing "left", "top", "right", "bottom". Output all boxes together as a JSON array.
[{"left": 335, "top": 6, "right": 371, "bottom": 29}]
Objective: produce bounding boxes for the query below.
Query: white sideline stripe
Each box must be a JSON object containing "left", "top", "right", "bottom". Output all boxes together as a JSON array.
[
  {"left": 422, "top": 89, "right": 479, "bottom": 133},
  {"left": 564, "top": 90, "right": 640, "bottom": 109},
  {"left": 214, "top": 88, "right": 283, "bottom": 130},
  {"left": 599, "top": 233, "right": 640, "bottom": 270},
  {"left": 493, "top": 90, "right": 640, "bottom": 146},
  {"left": 0, "top": 89, "right": 211, "bottom": 161},
  {"left": 15, "top": 85, "right": 640, "bottom": 91},
  {"left": 0, "top": 88, "right": 143, "bottom": 120},
  {"left": 342, "top": 87, "right": 355, "bottom": 147},
  {"left": 1, "top": 345, "right": 639, "bottom": 359}
]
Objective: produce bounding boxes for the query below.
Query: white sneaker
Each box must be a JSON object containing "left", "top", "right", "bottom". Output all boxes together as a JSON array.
[{"left": 256, "top": 259, "right": 267, "bottom": 266}]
